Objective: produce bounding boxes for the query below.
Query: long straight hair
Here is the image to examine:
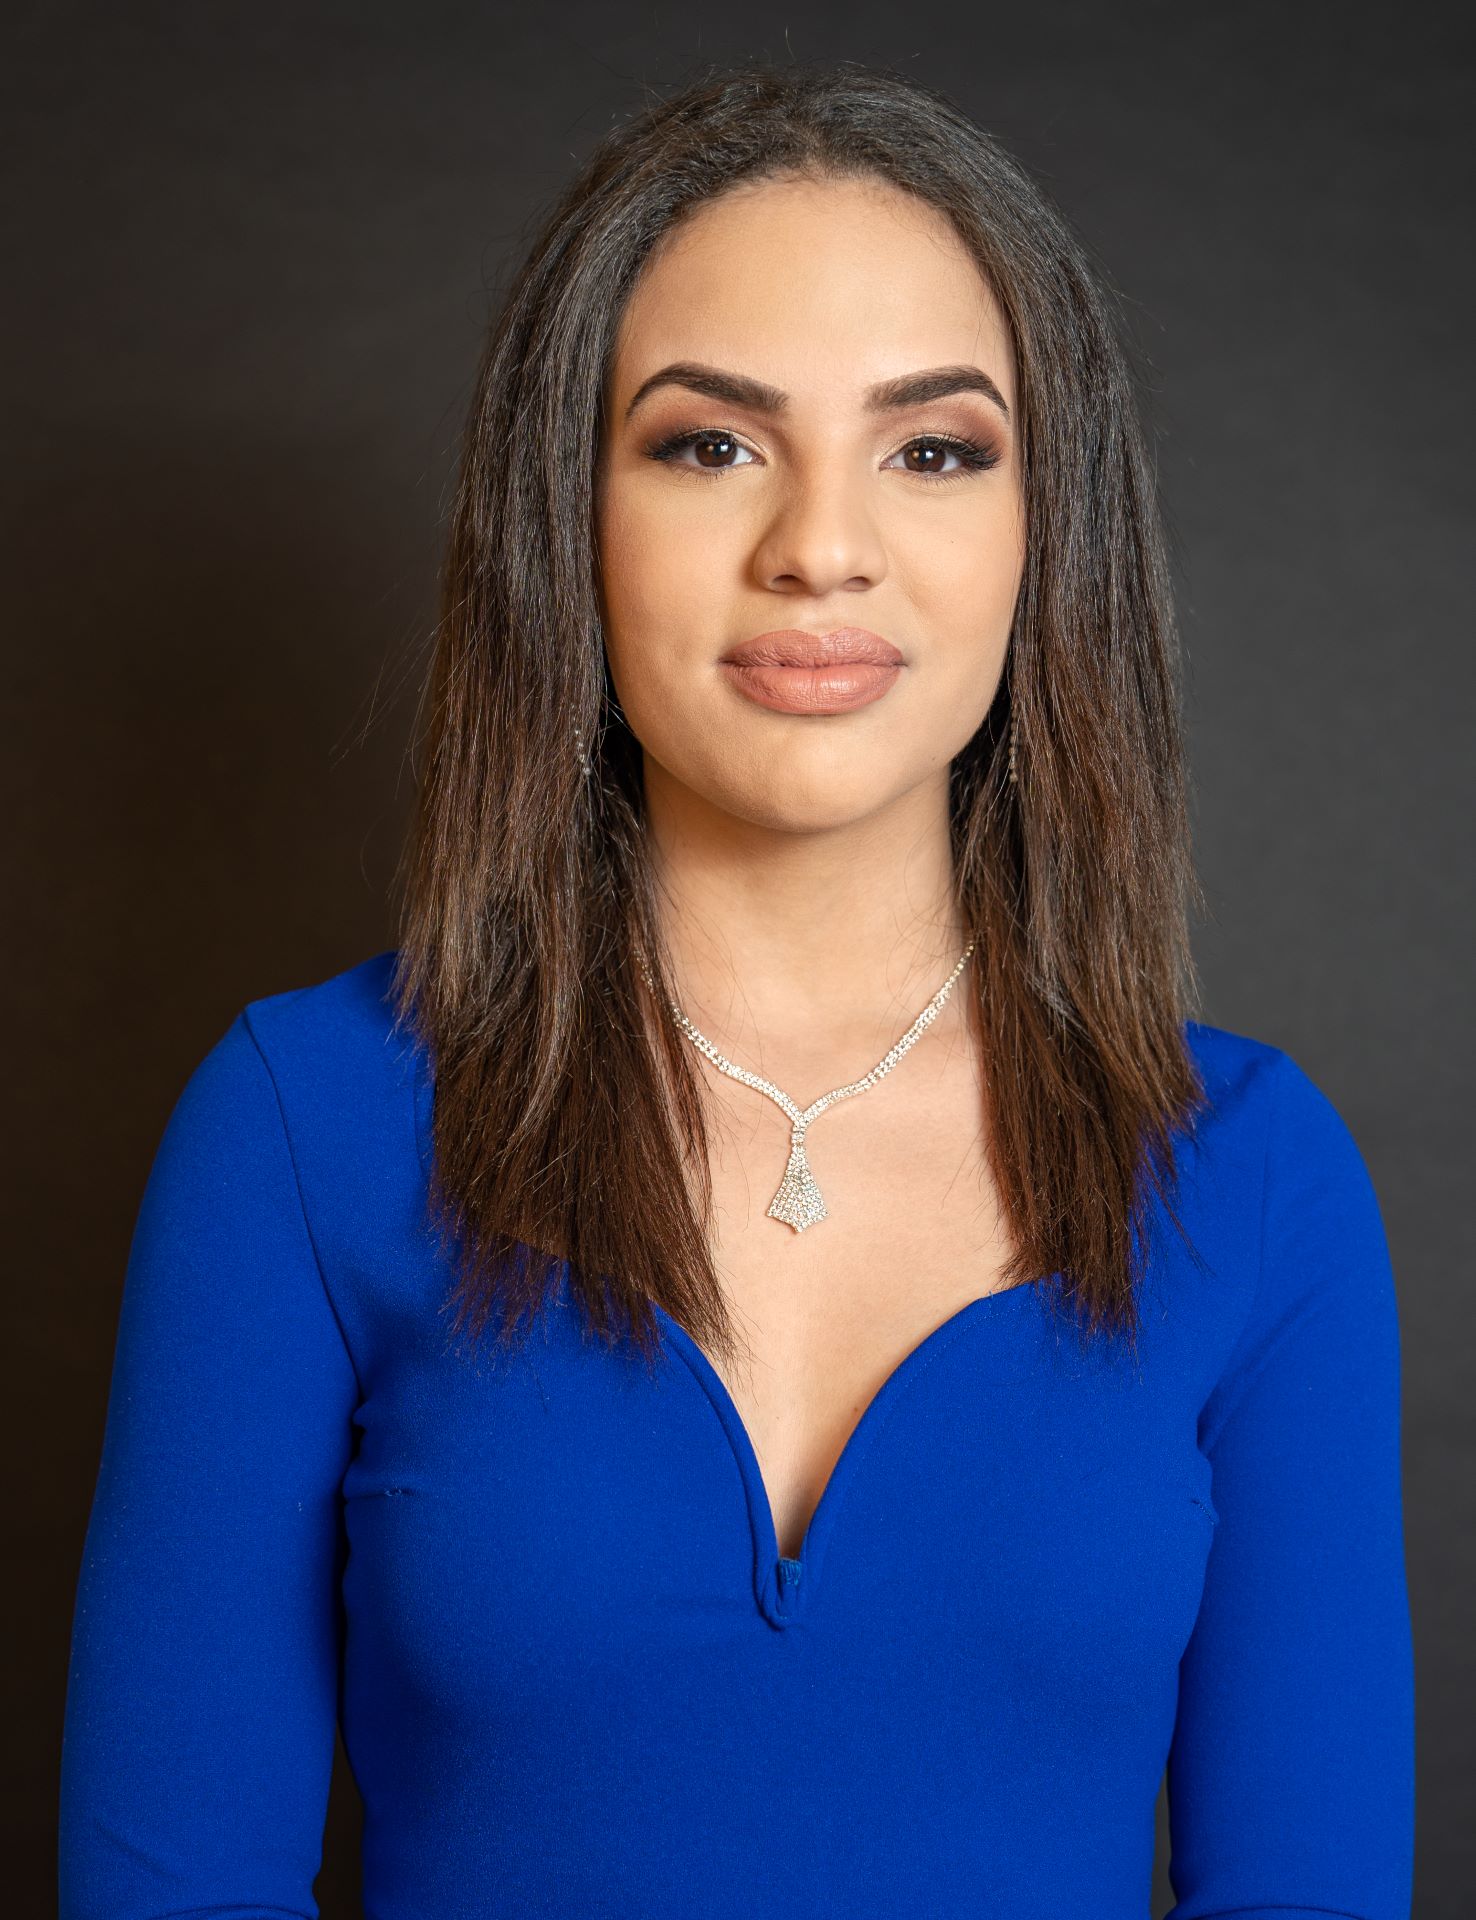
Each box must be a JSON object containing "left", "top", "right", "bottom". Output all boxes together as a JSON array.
[{"left": 390, "top": 59, "right": 1210, "bottom": 1376}]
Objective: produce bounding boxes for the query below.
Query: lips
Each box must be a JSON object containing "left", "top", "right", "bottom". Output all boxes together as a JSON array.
[
  {"left": 722, "top": 628, "right": 905, "bottom": 669},
  {"left": 718, "top": 627, "right": 905, "bottom": 716}
]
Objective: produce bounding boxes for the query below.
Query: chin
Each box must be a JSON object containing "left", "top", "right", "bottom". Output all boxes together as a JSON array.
[{"left": 701, "top": 765, "right": 906, "bottom": 836}]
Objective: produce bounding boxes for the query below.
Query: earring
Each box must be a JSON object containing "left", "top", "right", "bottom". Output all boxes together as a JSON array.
[
  {"left": 572, "top": 725, "right": 592, "bottom": 778},
  {"left": 1008, "top": 707, "right": 1018, "bottom": 788}
]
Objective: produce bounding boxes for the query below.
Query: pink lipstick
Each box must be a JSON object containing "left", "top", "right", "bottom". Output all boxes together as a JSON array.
[{"left": 718, "top": 628, "right": 905, "bottom": 716}]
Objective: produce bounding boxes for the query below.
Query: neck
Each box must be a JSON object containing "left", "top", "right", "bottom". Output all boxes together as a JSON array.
[{"left": 639, "top": 757, "right": 969, "bottom": 1053}]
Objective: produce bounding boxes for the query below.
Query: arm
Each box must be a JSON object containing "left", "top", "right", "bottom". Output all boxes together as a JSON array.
[
  {"left": 59, "top": 1009, "right": 359, "bottom": 1920},
  {"left": 1165, "top": 1048, "right": 1415, "bottom": 1919}
]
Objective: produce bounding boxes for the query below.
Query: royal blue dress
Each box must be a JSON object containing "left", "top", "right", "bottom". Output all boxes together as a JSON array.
[{"left": 58, "top": 949, "right": 1415, "bottom": 1918}]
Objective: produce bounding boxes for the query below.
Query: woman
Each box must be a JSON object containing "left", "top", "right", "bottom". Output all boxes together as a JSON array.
[{"left": 59, "top": 60, "right": 1414, "bottom": 1919}]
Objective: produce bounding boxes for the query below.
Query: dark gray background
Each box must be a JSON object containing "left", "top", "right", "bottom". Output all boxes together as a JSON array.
[{"left": 8, "top": 4, "right": 1470, "bottom": 1912}]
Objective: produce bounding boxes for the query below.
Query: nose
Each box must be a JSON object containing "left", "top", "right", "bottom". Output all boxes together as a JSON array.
[{"left": 750, "top": 462, "right": 888, "bottom": 597}]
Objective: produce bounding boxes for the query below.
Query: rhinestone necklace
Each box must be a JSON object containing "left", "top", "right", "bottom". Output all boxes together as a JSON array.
[{"left": 638, "top": 939, "right": 977, "bottom": 1234}]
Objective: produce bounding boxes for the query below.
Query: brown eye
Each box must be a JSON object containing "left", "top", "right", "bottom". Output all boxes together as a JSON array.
[
  {"left": 887, "top": 434, "right": 1000, "bottom": 478},
  {"left": 692, "top": 433, "right": 740, "bottom": 468},
  {"left": 645, "top": 428, "right": 757, "bottom": 472},
  {"left": 904, "top": 441, "right": 951, "bottom": 474}
]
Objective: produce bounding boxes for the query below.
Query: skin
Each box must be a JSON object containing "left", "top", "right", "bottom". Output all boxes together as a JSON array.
[
  {"left": 596, "top": 169, "right": 1025, "bottom": 1055},
  {"left": 593, "top": 171, "right": 1027, "bottom": 1558}
]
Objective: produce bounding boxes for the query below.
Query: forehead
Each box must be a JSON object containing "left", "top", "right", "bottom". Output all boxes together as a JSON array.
[{"left": 608, "top": 173, "right": 1016, "bottom": 411}]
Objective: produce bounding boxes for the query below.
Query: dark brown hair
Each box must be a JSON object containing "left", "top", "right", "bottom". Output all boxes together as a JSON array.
[{"left": 390, "top": 58, "right": 1209, "bottom": 1377}]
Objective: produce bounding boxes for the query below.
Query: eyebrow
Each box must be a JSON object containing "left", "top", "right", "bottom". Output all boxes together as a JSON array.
[{"left": 622, "top": 360, "right": 1012, "bottom": 426}]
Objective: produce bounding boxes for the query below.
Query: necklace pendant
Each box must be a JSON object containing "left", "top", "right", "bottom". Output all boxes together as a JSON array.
[{"left": 767, "top": 1137, "right": 828, "bottom": 1234}]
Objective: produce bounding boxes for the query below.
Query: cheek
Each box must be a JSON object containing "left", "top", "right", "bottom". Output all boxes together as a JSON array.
[
  {"left": 904, "top": 491, "right": 1025, "bottom": 616},
  {"left": 893, "top": 496, "right": 1025, "bottom": 707},
  {"left": 594, "top": 496, "right": 717, "bottom": 762},
  {"left": 597, "top": 490, "right": 717, "bottom": 663}
]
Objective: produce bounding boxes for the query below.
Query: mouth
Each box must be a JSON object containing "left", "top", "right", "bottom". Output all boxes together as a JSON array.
[
  {"left": 718, "top": 627, "right": 905, "bottom": 716},
  {"left": 721, "top": 627, "right": 905, "bottom": 669}
]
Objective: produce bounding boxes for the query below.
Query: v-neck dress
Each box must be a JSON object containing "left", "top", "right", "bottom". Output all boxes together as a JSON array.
[{"left": 58, "top": 949, "right": 1415, "bottom": 1918}]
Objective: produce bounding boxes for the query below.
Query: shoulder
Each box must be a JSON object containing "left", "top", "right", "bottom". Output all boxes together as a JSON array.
[
  {"left": 1181, "top": 1018, "right": 1397, "bottom": 1430},
  {"left": 158, "top": 949, "right": 429, "bottom": 1311},
  {"left": 224, "top": 946, "right": 418, "bottom": 1121},
  {"left": 167, "top": 947, "right": 425, "bottom": 1205},
  {"left": 1167, "top": 1017, "right": 1393, "bottom": 1337},
  {"left": 238, "top": 946, "right": 410, "bottom": 1078},
  {"left": 1183, "top": 1014, "right": 1382, "bottom": 1205},
  {"left": 232, "top": 944, "right": 427, "bottom": 1172},
  {"left": 1180, "top": 1015, "right": 1379, "bottom": 1196}
]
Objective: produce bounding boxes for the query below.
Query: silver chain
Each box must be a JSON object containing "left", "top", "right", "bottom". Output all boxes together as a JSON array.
[{"left": 637, "top": 938, "right": 977, "bottom": 1233}]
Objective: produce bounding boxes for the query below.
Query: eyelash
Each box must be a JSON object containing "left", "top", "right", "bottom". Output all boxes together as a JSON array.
[{"left": 642, "top": 426, "right": 1002, "bottom": 484}]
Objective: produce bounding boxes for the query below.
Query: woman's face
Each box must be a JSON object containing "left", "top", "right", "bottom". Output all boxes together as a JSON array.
[{"left": 595, "top": 171, "right": 1025, "bottom": 834}]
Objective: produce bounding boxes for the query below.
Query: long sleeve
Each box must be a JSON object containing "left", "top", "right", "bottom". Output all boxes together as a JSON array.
[
  {"left": 58, "top": 1008, "right": 360, "bottom": 1920},
  {"left": 1164, "top": 1048, "right": 1416, "bottom": 1917}
]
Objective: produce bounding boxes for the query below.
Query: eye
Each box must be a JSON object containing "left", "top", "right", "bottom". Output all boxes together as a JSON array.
[
  {"left": 884, "top": 434, "right": 1001, "bottom": 480},
  {"left": 644, "top": 428, "right": 758, "bottom": 474},
  {"left": 640, "top": 426, "right": 1001, "bottom": 482}
]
